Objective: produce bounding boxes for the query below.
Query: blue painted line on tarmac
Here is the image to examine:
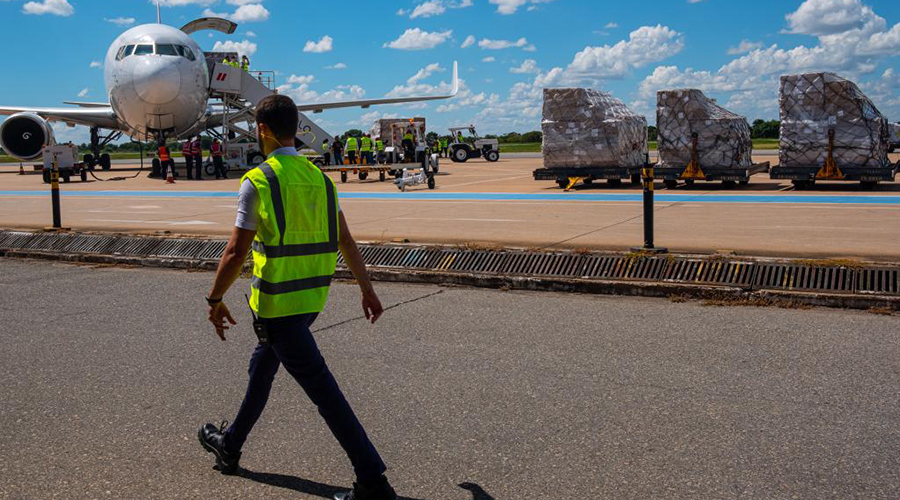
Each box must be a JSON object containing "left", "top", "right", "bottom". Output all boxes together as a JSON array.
[{"left": 1, "top": 190, "right": 899, "bottom": 205}]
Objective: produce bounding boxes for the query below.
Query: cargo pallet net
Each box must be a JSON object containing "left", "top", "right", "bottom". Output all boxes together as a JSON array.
[
  {"left": 541, "top": 88, "right": 647, "bottom": 169},
  {"left": 656, "top": 89, "right": 751, "bottom": 169},
  {"left": 779, "top": 73, "right": 890, "bottom": 169}
]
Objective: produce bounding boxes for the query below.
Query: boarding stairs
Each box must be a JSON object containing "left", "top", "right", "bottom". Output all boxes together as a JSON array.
[{"left": 208, "top": 63, "right": 333, "bottom": 155}]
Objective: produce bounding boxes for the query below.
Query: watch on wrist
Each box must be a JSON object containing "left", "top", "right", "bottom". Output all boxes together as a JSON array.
[{"left": 206, "top": 296, "right": 223, "bottom": 305}]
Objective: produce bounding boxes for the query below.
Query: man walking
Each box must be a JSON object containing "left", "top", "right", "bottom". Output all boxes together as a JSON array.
[
  {"left": 198, "top": 94, "right": 397, "bottom": 500},
  {"left": 211, "top": 139, "right": 227, "bottom": 179}
]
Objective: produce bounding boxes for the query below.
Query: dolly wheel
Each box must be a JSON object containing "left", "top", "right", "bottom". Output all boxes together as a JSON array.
[
  {"left": 379, "top": 170, "right": 386, "bottom": 182},
  {"left": 664, "top": 180, "right": 678, "bottom": 190},
  {"left": 556, "top": 178, "right": 568, "bottom": 189},
  {"left": 722, "top": 180, "right": 737, "bottom": 189},
  {"left": 340, "top": 171, "right": 348, "bottom": 183},
  {"left": 427, "top": 175, "right": 436, "bottom": 190}
]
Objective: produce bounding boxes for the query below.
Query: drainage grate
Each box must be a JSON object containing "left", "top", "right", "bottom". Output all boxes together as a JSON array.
[
  {"left": 857, "top": 267, "right": 900, "bottom": 296},
  {"left": 1, "top": 230, "right": 899, "bottom": 299},
  {"left": 663, "top": 259, "right": 756, "bottom": 289},
  {"left": 754, "top": 263, "right": 856, "bottom": 294}
]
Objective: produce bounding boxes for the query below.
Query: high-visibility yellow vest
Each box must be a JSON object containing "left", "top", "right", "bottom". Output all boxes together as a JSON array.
[
  {"left": 376, "top": 140, "right": 384, "bottom": 151},
  {"left": 403, "top": 133, "right": 413, "bottom": 142},
  {"left": 241, "top": 61, "right": 249, "bottom": 71},
  {"left": 241, "top": 155, "right": 340, "bottom": 318},
  {"left": 360, "top": 137, "right": 372, "bottom": 152},
  {"left": 346, "top": 137, "right": 358, "bottom": 151}
]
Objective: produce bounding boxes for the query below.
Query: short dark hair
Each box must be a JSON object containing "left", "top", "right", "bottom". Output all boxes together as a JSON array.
[{"left": 256, "top": 95, "right": 298, "bottom": 141}]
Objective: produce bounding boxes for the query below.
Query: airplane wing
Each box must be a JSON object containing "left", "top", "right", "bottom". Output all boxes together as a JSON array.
[
  {"left": 62, "top": 101, "right": 112, "bottom": 108},
  {"left": 296, "top": 61, "right": 459, "bottom": 114},
  {"left": 0, "top": 106, "right": 120, "bottom": 130}
]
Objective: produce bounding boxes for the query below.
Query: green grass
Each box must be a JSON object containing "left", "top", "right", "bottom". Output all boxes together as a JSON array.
[{"left": 497, "top": 138, "right": 781, "bottom": 154}]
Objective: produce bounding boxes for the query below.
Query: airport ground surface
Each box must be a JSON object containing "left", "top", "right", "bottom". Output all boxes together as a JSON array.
[
  {"left": 0, "top": 259, "right": 898, "bottom": 499},
  {"left": 1, "top": 152, "right": 899, "bottom": 261}
]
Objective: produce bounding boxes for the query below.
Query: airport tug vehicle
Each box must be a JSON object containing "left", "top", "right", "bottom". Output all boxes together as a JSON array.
[
  {"left": 448, "top": 126, "right": 500, "bottom": 163},
  {"left": 41, "top": 144, "right": 89, "bottom": 183}
]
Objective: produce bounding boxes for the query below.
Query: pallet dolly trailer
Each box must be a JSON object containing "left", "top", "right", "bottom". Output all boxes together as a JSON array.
[
  {"left": 655, "top": 134, "right": 770, "bottom": 189},
  {"left": 533, "top": 152, "right": 647, "bottom": 191},
  {"left": 770, "top": 130, "right": 899, "bottom": 190}
]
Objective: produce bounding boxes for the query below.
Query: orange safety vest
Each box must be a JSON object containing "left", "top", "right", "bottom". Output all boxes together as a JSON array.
[
  {"left": 159, "top": 147, "right": 170, "bottom": 162},
  {"left": 182, "top": 142, "right": 191, "bottom": 156},
  {"left": 191, "top": 140, "right": 202, "bottom": 155},
  {"left": 211, "top": 143, "right": 223, "bottom": 157}
]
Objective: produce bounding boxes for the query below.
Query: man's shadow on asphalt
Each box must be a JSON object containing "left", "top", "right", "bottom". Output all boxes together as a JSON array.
[{"left": 239, "top": 469, "right": 496, "bottom": 500}]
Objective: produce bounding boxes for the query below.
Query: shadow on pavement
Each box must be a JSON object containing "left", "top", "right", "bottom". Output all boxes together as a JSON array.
[
  {"left": 239, "top": 468, "right": 427, "bottom": 500},
  {"left": 458, "top": 482, "right": 497, "bottom": 500}
]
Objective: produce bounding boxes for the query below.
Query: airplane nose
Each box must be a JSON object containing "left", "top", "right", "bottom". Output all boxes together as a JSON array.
[{"left": 132, "top": 58, "right": 181, "bottom": 105}]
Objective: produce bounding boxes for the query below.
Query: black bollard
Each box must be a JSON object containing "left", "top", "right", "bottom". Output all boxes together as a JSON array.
[
  {"left": 50, "top": 159, "right": 62, "bottom": 229},
  {"left": 633, "top": 164, "right": 667, "bottom": 254}
]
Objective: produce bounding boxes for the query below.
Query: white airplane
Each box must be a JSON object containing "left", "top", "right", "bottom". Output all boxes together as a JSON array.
[{"left": 0, "top": 6, "right": 458, "bottom": 171}]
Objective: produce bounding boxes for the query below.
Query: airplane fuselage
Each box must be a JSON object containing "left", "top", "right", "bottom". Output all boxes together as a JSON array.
[{"left": 104, "top": 24, "right": 209, "bottom": 140}]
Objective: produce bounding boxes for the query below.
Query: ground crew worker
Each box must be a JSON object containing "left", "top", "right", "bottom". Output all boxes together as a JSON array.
[
  {"left": 241, "top": 55, "right": 250, "bottom": 72},
  {"left": 456, "top": 130, "right": 464, "bottom": 144},
  {"left": 360, "top": 134, "right": 373, "bottom": 166},
  {"left": 332, "top": 137, "right": 344, "bottom": 165},
  {"left": 322, "top": 138, "right": 331, "bottom": 165},
  {"left": 440, "top": 137, "right": 448, "bottom": 157},
  {"left": 375, "top": 136, "right": 385, "bottom": 164},
  {"left": 211, "top": 139, "right": 227, "bottom": 179},
  {"left": 345, "top": 135, "right": 359, "bottom": 165},
  {"left": 402, "top": 128, "right": 414, "bottom": 163},
  {"left": 159, "top": 144, "right": 173, "bottom": 179},
  {"left": 182, "top": 139, "right": 193, "bottom": 179},
  {"left": 199, "top": 94, "right": 397, "bottom": 500},
  {"left": 191, "top": 135, "right": 203, "bottom": 180}
]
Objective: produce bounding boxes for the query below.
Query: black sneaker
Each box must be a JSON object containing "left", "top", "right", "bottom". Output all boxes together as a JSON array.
[
  {"left": 198, "top": 421, "right": 241, "bottom": 475},
  {"left": 334, "top": 477, "right": 397, "bottom": 500}
]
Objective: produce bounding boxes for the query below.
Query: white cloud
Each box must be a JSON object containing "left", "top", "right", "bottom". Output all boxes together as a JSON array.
[
  {"left": 411, "top": 0, "right": 445, "bottom": 19},
  {"left": 482, "top": 56, "right": 496, "bottom": 62},
  {"left": 202, "top": 3, "right": 269, "bottom": 23},
  {"left": 510, "top": 59, "right": 540, "bottom": 74},
  {"left": 407, "top": 63, "right": 444, "bottom": 85},
  {"left": 287, "top": 75, "right": 315, "bottom": 85},
  {"left": 212, "top": 39, "right": 258, "bottom": 58},
  {"left": 488, "top": 0, "right": 555, "bottom": 15},
  {"left": 77, "top": 88, "right": 89, "bottom": 98},
  {"left": 727, "top": 40, "right": 764, "bottom": 55},
  {"left": 461, "top": 35, "right": 476, "bottom": 48},
  {"left": 326, "top": 62, "right": 347, "bottom": 70},
  {"left": 22, "top": 0, "right": 73, "bottom": 16},
  {"left": 384, "top": 28, "right": 453, "bottom": 50},
  {"left": 396, "top": 8, "right": 408, "bottom": 16},
  {"left": 304, "top": 35, "right": 333, "bottom": 53},
  {"left": 786, "top": 0, "right": 875, "bottom": 36},
  {"left": 226, "top": 0, "right": 264, "bottom": 5},
  {"left": 604, "top": 22, "right": 618, "bottom": 29},
  {"left": 157, "top": 0, "right": 217, "bottom": 6},
  {"left": 245, "top": 30, "right": 257, "bottom": 37},
  {"left": 104, "top": 17, "right": 135, "bottom": 26},
  {"left": 89, "top": 61, "right": 102, "bottom": 68},
  {"left": 479, "top": 37, "right": 529, "bottom": 50}
]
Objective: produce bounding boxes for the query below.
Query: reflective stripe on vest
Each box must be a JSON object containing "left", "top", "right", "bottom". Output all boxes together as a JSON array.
[
  {"left": 242, "top": 155, "right": 339, "bottom": 318},
  {"left": 346, "top": 137, "right": 358, "bottom": 150}
]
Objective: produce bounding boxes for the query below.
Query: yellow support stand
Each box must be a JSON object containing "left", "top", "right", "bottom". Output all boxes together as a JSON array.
[
  {"left": 565, "top": 176, "right": 586, "bottom": 191},
  {"left": 816, "top": 129, "right": 845, "bottom": 180},
  {"left": 681, "top": 133, "right": 705, "bottom": 180}
]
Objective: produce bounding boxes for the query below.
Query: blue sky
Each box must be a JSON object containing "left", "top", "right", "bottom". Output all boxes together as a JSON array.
[{"left": 1, "top": 0, "right": 898, "bottom": 145}]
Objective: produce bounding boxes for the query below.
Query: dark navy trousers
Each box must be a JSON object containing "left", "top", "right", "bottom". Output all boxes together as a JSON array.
[{"left": 223, "top": 312, "right": 386, "bottom": 482}]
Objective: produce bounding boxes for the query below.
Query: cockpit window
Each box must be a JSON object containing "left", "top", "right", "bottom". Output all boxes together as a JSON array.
[
  {"left": 176, "top": 45, "right": 196, "bottom": 61},
  {"left": 133, "top": 44, "right": 154, "bottom": 56},
  {"left": 124, "top": 45, "right": 135, "bottom": 57},
  {"left": 156, "top": 44, "right": 178, "bottom": 56}
]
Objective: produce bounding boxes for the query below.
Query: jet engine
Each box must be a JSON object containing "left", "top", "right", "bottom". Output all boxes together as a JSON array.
[{"left": 0, "top": 113, "right": 55, "bottom": 161}]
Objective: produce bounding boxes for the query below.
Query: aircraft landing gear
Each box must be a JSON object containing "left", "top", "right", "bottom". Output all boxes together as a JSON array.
[{"left": 86, "top": 127, "right": 121, "bottom": 173}]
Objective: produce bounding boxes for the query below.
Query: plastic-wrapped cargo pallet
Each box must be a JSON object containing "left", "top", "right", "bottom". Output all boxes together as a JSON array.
[
  {"left": 779, "top": 73, "right": 890, "bottom": 168},
  {"left": 656, "top": 89, "right": 751, "bottom": 168},
  {"left": 370, "top": 118, "right": 425, "bottom": 147},
  {"left": 541, "top": 88, "right": 647, "bottom": 168}
]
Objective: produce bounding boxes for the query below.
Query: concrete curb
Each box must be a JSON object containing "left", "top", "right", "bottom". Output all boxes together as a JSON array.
[{"left": 4, "top": 247, "right": 897, "bottom": 313}]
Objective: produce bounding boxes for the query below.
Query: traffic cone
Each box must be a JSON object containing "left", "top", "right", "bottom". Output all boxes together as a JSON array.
[{"left": 166, "top": 163, "right": 175, "bottom": 184}]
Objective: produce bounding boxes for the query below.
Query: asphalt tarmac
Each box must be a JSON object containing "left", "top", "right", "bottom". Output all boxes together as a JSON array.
[{"left": 1, "top": 258, "right": 898, "bottom": 499}]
